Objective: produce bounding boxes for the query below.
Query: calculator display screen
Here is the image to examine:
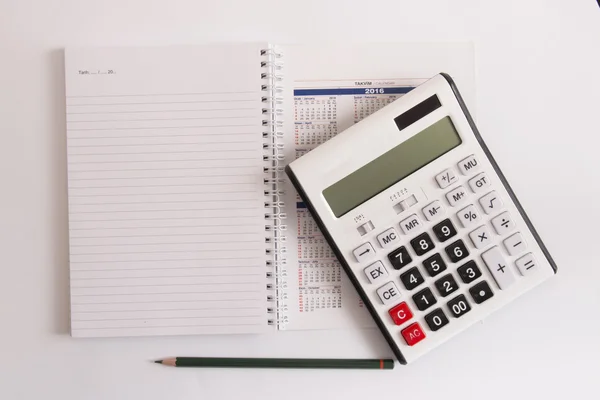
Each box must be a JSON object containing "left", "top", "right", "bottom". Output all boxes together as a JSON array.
[{"left": 323, "top": 116, "right": 461, "bottom": 217}]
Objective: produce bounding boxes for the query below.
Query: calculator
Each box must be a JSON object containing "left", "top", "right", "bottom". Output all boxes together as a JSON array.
[{"left": 285, "top": 73, "right": 557, "bottom": 365}]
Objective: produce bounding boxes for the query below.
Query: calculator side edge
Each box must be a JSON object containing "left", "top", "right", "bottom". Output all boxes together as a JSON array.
[
  {"left": 285, "top": 164, "right": 408, "bottom": 365},
  {"left": 440, "top": 72, "right": 558, "bottom": 274}
]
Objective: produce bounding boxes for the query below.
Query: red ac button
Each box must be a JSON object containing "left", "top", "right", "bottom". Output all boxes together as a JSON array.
[
  {"left": 401, "top": 322, "right": 426, "bottom": 346},
  {"left": 388, "top": 302, "right": 413, "bottom": 325}
]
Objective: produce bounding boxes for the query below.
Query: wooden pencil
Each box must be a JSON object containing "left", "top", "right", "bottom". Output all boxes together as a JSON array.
[{"left": 154, "top": 357, "right": 394, "bottom": 370}]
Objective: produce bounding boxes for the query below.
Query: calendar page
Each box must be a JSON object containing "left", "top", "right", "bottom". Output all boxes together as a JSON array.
[{"left": 282, "top": 79, "right": 425, "bottom": 330}]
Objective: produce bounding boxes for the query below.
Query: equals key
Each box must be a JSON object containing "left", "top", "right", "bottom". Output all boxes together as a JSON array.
[{"left": 516, "top": 253, "right": 537, "bottom": 276}]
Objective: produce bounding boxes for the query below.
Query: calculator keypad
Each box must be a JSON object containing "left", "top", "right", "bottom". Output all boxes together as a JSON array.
[{"left": 350, "top": 153, "right": 540, "bottom": 351}]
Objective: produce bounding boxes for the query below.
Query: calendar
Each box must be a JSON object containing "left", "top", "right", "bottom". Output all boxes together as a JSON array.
[{"left": 283, "top": 78, "right": 426, "bottom": 328}]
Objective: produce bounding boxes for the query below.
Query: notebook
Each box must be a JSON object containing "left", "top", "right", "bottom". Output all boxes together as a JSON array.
[{"left": 65, "top": 43, "right": 475, "bottom": 337}]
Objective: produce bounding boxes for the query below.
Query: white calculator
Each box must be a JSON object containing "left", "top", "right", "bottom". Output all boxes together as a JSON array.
[{"left": 285, "top": 73, "right": 557, "bottom": 365}]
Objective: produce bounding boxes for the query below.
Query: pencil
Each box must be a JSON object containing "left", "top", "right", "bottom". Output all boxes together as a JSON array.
[{"left": 154, "top": 357, "right": 394, "bottom": 370}]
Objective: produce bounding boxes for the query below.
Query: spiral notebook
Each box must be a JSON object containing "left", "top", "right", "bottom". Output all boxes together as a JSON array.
[{"left": 64, "top": 43, "right": 475, "bottom": 337}]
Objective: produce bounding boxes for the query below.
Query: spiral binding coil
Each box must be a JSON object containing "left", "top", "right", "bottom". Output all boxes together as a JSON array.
[{"left": 261, "top": 46, "right": 288, "bottom": 328}]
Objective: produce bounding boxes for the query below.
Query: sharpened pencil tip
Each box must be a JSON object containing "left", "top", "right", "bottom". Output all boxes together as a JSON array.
[{"left": 154, "top": 360, "right": 162, "bottom": 364}]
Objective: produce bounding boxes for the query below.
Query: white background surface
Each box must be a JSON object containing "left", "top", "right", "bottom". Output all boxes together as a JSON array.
[{"left": 1, "top": 1, "right": 599, "bottom": 399}]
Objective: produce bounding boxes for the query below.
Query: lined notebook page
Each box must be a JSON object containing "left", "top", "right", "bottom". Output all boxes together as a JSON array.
[{"left": 65, "top": 45, "right": 270, "bottom": 337}]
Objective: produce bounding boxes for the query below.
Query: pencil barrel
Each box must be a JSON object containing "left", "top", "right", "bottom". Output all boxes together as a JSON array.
[{"left": 175, "top": 357, "right": 394, "bottom": 370}]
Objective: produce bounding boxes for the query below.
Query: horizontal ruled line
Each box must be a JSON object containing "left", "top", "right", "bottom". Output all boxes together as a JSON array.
[
  {"left": 72, "top": 290, "right": 260, "bottom": 297},
  {"left": 67, "top": 141, "right": 258, "bottom": 149},
  {"left": 72, "top": 306, "right": 261, "bottom": 313},
  {"left": 71, "top": 239, "right": 263, "bottom": 247},
  {"left": 71, "top": 273, "right": 261, "bottom": 280},
  {"left": 69, "top": 230, "right": 261, "bottom": 236},
  {"left": 67, "top": 100, "right": 256, "bottom": 106},
  {"left": 73, "top": 281, "right": 260, "bottom": 288},
  {"left": 68, "top": 149, "right": 257, "bottom": 157},
  {"left": 69, "top": 209, "right": 260, "bottom": 215},
  {"left": 72, "top": 298, "right": 262, "bottom": 305},
  {"left": 72, "top": 248, "right": 262, "bottom": 255},
  {"left": 68, "top": 132, "right": 257, "bottom": 139},
  {"left": 72, "top": 315, "right": 262, "bottom": 322},
  {"left": 67, "top": 116, "right": 255, "bottom": 123},
  {"left": 68, "top": 157, "right": 257, "bottom": 164},
  {"left": 69, "top": 190, "right": 257, "bottom": 197},
  {"left": 67, "top": 107, "right": 257, "bottom": 114},
  {"left": 67, "top": 91, "right": 257, "bottom": 98},
  {"left": 72, "top": 323, "right": 262, "bottom": 330},
  {"left": 71, "top": 266, "right": 263, "bottom": 272},
  {"left": 67, "top": 124, "right": 256, "bottom": 131},
  {"left": 68, "top": 181, "right": 256, "bottom": 189},
  {"left": 69, "top": 174, "right": 256, "bottom": 182},
  {"left": 71, "top": 257, "right": 262, "bottom": 264}
]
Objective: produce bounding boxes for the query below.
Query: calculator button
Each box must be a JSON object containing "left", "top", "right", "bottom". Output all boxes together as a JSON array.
[
  {"left": 503, "top": 232, "right": 527, "bottom": 256},
  {"left": 376, "top": 281, "right": 401, "bottom": 305},
  {"left": 469, "top": 280, "right": 494, "bottom": 304},
  {"left": 434, "top": 274, "right": 459, "bottom": 297},
  {"left": 432, "top": 218, "right": 458, "bottom": 242},
  {"left": 445, "top": 186, "right": 468, "bottom": 207},
  {"left": 363, "top": 261, "right": 388, "bottom": 284},
  {"left": 410, "top": 232, "right": 434, "bottom": 256},
  {"left": 376, "top": 228, "right": 400, "bottom": 249},
  {"left": 401, "top": 322, "right": 426, "bottom": 346},
  {"left": 435, "top": 168, "right": 458, "bottom": 189},
  {"left": 388, "top": 302, "right": 413, "bottom": 326},
  {"left": 422, "top": 253, "right": 447, "bottom": 277},
  {"left": 515, "top": 253, "right": 537, "bottom": 276},
  {"left": 479, "top": 191, "right": 503, "bottom": 215},
  {"left": 353, "top": 242, "right": 376, "bottom": 263},
  {"left": 387, "top": 246, "right": 412, "bottom": 270},
  {"left": 447, "top": 294, "right": 472, "bottom": 318},
  {"left": 399, "top": 214, "right": 422, "bottom": 235},
  {"left": 457, "top": 204, "right": 481, "bottom": 228},
  {"left": 458, "top": 155, "right": 480, "bottom": 175},
  {"left": 422, "top": 200, "right": 445, "bottom": 222},
  {"left": 424, "top": 308, "right": 449, "bottom": 331},
  {"left": 445, "top": 240, "right": 470, "bottom": 263},
  {"left": 468, "top": 173, "right": 491, "bottom": 193},
  {"left": 400, "top": 267, "right": 425, "bottom": 290},
  {"left": 456, "top": 260, "right": 482, "bottom": 284},
  {"left": 481, "top": 246, "right": 516, "bottom": 290},
  {"left": 491, "top": 212, "right": 515, "bottom": 235},
  {"left": 412, "top": 287, "right": 437, "bottom": 311},
  {"left": 357, "top": 220, "right": 375, "bottom": 236},
  {"left": 468, "top": 225, "right": 493, "bottom": 249}
]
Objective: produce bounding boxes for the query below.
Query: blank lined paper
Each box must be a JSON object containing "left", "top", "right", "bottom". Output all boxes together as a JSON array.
[{"left": 65, "top": 45, "right": 270, "bottom": 337}]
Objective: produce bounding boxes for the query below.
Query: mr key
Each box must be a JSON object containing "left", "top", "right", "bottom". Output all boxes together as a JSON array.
[{"left": 286, "top": 74, "right": 557, "bottom": 364}]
